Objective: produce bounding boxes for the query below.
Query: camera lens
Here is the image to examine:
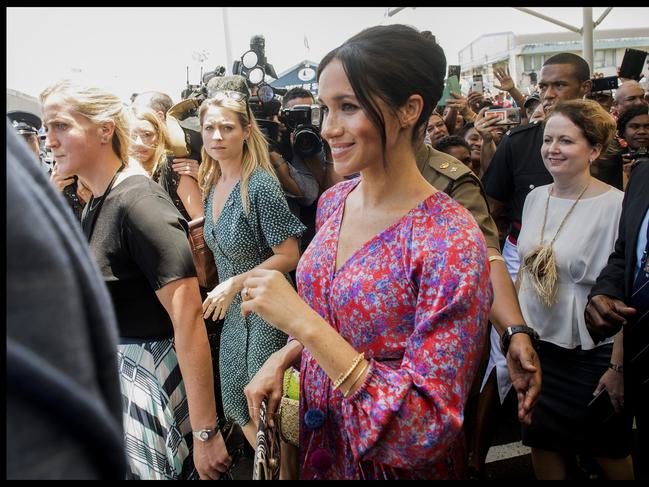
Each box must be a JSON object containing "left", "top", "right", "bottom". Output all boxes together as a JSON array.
[{"left": 294, "top": 127, "right": 323, "bottom": 157}]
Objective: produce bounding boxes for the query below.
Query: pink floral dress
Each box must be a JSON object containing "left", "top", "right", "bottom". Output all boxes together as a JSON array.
[{"left": 295, "top": 178, "right": 492, "bottom": 479}]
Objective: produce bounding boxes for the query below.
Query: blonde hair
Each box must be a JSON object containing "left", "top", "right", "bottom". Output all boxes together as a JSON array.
[
  {"left": 40, "top": 80, "right": 131, "bottom": 164},
  {"left": 129, "top": 106, "right": 171, "bottom": 176},
  {"left": 198, "top": 96, "right": 277, "bottom": 214}
]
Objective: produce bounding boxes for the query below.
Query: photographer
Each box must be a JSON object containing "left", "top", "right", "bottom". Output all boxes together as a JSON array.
[
  {"left": 617, "top": 104, "right": 649, "bottom": 189},
  {"left": 276, "top": 87, "right": 330, "bottom": 250}
]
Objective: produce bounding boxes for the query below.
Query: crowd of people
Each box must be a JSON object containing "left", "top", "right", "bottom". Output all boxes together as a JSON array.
[{"left": 6, "top": 23, "right": 649, "bottom": 480}]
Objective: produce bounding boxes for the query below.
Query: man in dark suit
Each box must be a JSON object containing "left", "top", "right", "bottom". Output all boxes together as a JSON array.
[{"left": 586, "top": 158, "right": 649, "bottom": 479}]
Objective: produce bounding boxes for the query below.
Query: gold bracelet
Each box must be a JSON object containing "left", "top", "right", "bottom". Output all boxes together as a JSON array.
[
  {"left": 342, "top": 360, "right": 369, "bottom": 398},
  {"left": 332, "top": 352, "right": 364, "bottom": 390},
  {"left": 488, "top": 255, "right": 506, "bottom": 264}
]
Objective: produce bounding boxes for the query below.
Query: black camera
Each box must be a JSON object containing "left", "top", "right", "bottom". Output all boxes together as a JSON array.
[
  {"left": 590, "top": 75, "right": 618, "bottom": 93},
  {"left": 280, "top": 104, "right": 323, "bottom": 158}
]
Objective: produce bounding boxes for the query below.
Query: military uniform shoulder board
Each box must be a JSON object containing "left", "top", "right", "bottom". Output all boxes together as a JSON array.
[
  {"left": 506, "top": 120, "right": 541, "bottom": 137},
  {"left": 431, "top": 156, "right": 472, "bottom": 181}
]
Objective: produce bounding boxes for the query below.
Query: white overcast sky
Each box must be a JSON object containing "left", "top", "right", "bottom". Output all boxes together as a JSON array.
[{"left": 7, "top": 7, "right": 649, "bottom": 104}]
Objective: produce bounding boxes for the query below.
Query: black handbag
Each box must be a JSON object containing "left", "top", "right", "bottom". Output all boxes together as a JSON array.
[
  {"left": 188, "top": 216, "right": 218, "bottom": 290},
  {"left": 216, "top": 417, "right": 246, "bottom": 481}
]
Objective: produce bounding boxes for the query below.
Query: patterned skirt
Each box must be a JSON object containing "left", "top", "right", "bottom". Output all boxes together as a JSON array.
[{"left": 118, "top": 339, "right": 197, "bottom": 480}]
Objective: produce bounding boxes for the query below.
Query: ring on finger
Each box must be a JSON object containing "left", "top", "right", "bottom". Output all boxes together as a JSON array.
[{"left": 243, "top": 287, "right": 251, "bottom": 300}]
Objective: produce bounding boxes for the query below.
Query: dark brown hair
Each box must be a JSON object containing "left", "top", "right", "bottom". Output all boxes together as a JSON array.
[{"left": 317, "top": 24, "right": 446, "bottom": 166}]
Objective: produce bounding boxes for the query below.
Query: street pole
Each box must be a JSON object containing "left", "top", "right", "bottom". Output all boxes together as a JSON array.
[
  {"left": 222, "top": 7, "right": 233, "bottom": 74},
  {"left": 583, "top": 7, "right": 594, "bottom": 72}
]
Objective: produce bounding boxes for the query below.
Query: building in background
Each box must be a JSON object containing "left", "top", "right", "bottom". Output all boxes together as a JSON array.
[{"left": 459, "top": 28, "right": 649, "bottom": 95}]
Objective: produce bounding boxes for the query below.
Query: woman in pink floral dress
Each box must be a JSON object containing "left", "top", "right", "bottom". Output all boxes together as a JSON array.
[{"left": 240, "top": 24, "right": 492, "bottom": 479}]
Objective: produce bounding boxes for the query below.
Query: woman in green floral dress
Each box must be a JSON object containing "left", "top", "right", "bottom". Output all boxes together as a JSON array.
[{"left": 199, "top": 91, "right": 305, "bottom": 447}]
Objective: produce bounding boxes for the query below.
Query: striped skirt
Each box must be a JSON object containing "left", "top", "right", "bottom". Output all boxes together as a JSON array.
[{"left": 118, "top": 339, "right": 197, "bottom": 480}]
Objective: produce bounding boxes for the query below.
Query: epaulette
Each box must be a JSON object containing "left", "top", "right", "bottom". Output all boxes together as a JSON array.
[
  {"left": 429, "top": 154, "right": 473, "bottom": 181},
  {"left": 505, "top": 120, "right": 542, "bottom": 137}
]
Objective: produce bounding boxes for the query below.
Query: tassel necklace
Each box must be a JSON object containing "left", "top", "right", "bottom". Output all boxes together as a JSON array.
[{"left": 522, "top": 181, "right": 590, "bottom": 307}]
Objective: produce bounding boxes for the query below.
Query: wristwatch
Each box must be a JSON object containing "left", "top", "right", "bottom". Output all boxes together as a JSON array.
[
  {"left": 192, "top": 427, "right": 219, "bottom": 442},
  {"left": 500, "top": 325, "right": 540, "bottom": 355}
]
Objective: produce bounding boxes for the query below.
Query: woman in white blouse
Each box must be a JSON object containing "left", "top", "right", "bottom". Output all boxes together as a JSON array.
[{"left": 517, "top": 99, "right": 633, "bottom": 480}]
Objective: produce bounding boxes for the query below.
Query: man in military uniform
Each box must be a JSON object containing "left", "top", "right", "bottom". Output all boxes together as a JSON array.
[
  {"left": 415, "top": 135, "right": 542, "bottom": 478},
  {"left": 482, "top": 52, "right": 623, "bottom": 281},
  {"left": 7, "top": 110, "right": 44, "bottom": 164}
]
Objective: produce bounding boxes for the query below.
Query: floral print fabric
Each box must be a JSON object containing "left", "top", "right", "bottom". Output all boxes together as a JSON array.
[{"left": 296, "top": 178, "right": 492, "bottom": 479}]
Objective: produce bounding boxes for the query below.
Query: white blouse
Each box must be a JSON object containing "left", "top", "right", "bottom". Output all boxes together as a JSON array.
[{"left": 517, "top": 185, "right": 624, "bottom": 350}]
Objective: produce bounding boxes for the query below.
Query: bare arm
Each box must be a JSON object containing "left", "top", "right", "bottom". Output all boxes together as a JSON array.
[
  {"left": 595, "top": 330, "right": 625, "bottom": 412},
  {"left": 302, "top": 154, "right": 326, "bottom": 189},
  {"left": 474, "top": 109, "right": 501, "bottom": 174},
  {"left": 176, "top": 174, "right": 204, "bottom": 220},
  {"left": 231, "top": 236, "right": 301, "bottom": 292},
  {"left": 270, "top": 152, "right": 303, "bottom": 197},
  {"left": 155, "top": 277, "right": 230, "bottom": 479},
  {"left": 203, "top": 236, "right": 301, "bottom": 322},
  {"left": 487, "top": 253, "right": 541, "bottom": 424}
]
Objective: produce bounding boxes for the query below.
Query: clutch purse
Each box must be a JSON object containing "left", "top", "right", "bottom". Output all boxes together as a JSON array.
[
  {"left": 279, "top": 368, "right": 299, "bottom": 447},
  {"left": 253, "top": 400, "right": 280, "bottom": 480},
  {"left": 188, "top": 216, "right": 218, "bottom": 290}
]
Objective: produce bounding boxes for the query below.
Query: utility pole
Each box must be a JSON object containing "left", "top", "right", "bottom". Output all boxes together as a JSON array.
[
  {"left": 583, "top": 8, "right": 593, "bottom": 72},
  {"left": 222, "top": 7, "right": 233, "bottom": 74},
  {"left": 513, "top": 7, "right": 614, "bottom": 72}
]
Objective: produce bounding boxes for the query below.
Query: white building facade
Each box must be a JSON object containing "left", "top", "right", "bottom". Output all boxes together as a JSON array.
[{"left": 458, "top": 28, "right": 649, "bottom": 95}]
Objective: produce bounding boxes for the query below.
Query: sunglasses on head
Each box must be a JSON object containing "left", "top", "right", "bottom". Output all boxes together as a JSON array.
[
  {"left": 211, "top": 90, "right": 248, "bottom": 102},
  {"left": 210, "top": 90, "right": 252, "bottom": 119}
]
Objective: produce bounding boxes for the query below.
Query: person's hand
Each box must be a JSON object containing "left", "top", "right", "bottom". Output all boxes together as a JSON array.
[
  {"left": 474, "top": 107, "right": 502, "bottom": 143},
  {"left": 445, "top": 92, "right": 472, "bottom": 117},
  {"left": 467, "top": 91, "right": 484, "bottom": 112},
  {"left": 172, "top": 158, "right": 200, "bottom": 181},
  {"left": 202, "top": 277, "right": 240, "bottom": 321},
  {"left": 49, "top": 163, "right": 76, "bottom": 192},
  {"left": 493, "top": 66, "right": 515, "bottom": 92},
  {"left": 240, "top": 269, "right": 316, "bottom": 338},
  {"left": 506, "top": 333, "right": 542, "bottom": 424},
  {"left": 585, "top": 295, "right": 636, "bottom": 343},
  {"left": 593, "top": 368, "right": 625, "bottom": 413},
  {"left": 193, "top": 431, "right": 232, "bottom": 480},
  {"left": 244, "top": 351, "right": 287, "bottom": 429}
]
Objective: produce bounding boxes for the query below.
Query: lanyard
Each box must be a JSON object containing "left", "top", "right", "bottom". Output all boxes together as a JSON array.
[{"left": 81, "top": 163, "right": 125, "bottom": 240}]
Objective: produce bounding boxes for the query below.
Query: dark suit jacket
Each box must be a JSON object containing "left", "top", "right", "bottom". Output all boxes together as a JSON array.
[{"left": 589, "top": 159, "right": 649, "bottom": 303}]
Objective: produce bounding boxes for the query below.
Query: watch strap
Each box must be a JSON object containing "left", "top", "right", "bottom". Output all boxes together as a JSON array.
[{"left": 500, "top": 325, "right": 540, "bottom": 355}]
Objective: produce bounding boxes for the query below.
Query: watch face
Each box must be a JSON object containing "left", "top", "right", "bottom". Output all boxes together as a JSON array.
[{"left": 200, "top": 431, "right": 209, "bottom": 441}]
